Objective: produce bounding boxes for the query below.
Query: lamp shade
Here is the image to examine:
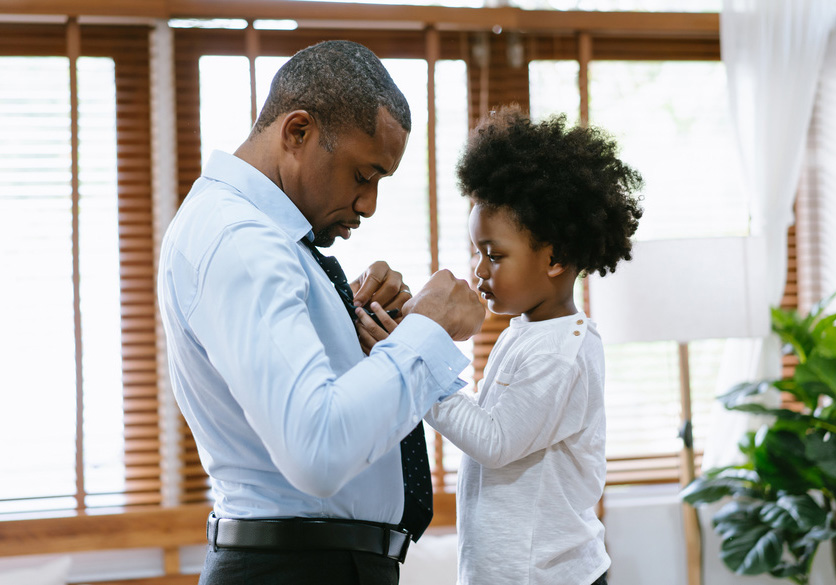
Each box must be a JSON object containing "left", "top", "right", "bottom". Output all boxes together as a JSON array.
[{"left": 588, "top": 236, "right": 771, "bottom": 344}]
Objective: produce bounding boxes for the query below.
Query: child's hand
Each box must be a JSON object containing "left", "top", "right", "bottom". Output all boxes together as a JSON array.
[{"left": 355, "top": 301, "right": 400, "bottom": 355}]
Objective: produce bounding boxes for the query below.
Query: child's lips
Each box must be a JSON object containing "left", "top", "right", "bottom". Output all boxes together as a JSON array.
[{"left": 478, "top": 286, "right": 494, "bottom": 300}]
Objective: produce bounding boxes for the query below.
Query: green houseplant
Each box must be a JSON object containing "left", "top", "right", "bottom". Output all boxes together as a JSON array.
[{"left": 681, "top": 292, "right": 836, "bottom": 585}]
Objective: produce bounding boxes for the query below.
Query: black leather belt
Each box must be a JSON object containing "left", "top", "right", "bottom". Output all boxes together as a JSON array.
[{"left": 206, "top": 513, "right": 412, "bottom": 563}]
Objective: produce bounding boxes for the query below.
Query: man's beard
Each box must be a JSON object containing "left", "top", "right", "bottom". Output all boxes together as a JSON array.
[{"left": 312, "top": 225, "right": 339, "bottom": 247}]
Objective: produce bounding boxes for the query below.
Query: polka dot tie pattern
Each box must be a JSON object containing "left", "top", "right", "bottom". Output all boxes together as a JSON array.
[
  {"left": 398, "top": 423, "right": 434, "bottom": 541},
  {"left": 301, "top": 237, "right": 434, "bottom": 540}
]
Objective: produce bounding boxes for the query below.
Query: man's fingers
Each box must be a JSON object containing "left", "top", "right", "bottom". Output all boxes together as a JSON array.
[
  {"left": 353, "top": 262, "right": 408, "bottom": 310},
  {"left": 352, "top": 262, "right": 391, "bottom": 307}
]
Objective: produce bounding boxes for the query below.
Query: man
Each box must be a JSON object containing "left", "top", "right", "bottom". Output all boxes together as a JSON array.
[{"left": 157, "top": 40, "right": 485, "bottom": 584}]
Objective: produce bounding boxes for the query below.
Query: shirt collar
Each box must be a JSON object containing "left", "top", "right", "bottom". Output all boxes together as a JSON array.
[{"left": 202, "top": 150, "right": 312, "bottom": 243}]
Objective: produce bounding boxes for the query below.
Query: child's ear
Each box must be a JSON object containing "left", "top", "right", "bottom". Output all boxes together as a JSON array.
[{"left": 547, "top": 257, "right": 567, "bottom": 278}]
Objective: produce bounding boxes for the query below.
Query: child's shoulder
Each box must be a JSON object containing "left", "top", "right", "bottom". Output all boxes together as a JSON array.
[{"left": 505, "top": 313, "right": 597, "bottom": 363}]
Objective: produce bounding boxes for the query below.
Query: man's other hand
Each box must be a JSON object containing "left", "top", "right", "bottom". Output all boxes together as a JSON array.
[{"left": 402, "top": 270, "right": 485, "bottom": 341}]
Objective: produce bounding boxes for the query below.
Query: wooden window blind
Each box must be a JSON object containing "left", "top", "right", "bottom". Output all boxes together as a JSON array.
[{"left": 0, "top": 22, "right": 158, "bottom": 516}]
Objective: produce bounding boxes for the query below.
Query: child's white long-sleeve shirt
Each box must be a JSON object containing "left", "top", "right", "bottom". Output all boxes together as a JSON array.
[{"left": 425, "top": 312, "right": 609, "bottom": 585}]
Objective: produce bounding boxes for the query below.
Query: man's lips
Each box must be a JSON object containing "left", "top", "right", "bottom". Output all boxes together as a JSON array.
[{"left": 337, "top": 222, "right": 360, "bottom": 240}]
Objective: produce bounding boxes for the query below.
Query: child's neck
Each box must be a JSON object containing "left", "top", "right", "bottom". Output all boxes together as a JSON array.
[{"left": 521, "top": 295, "right": 578, "bottom": 323}]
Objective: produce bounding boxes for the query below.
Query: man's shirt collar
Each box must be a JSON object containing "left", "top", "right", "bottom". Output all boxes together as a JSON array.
[{"left": 202, "top": 149, "right": 312, "bottom": 243}]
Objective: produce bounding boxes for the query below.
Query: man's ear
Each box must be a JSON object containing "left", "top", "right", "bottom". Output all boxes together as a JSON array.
[{"left": 280, "top": 110, "right": 316, "bottom": 152}]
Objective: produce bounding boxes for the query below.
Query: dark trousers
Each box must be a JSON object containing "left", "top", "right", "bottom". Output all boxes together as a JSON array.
[
  {"left": 198, "top": 546, "right": 399, "bottom": 585},
  {"left": 591, "top": 571, "right": 609, "bottom": 585}
]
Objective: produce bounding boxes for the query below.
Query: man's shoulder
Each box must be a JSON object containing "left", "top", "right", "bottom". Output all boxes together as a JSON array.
[
  {"left": 181, "top": 179, "right": 289, "bottom": 235},
  {"left": 165, "top": 181, "right": 297, "bottom": 269}
]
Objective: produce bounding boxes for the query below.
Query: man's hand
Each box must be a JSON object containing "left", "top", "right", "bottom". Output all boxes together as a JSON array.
[
  {"left": 350, "top": 261, "right": 411, "bottom": 314},
  {"left": 402, "top": 270, "right": 485, "bottom": 341}
]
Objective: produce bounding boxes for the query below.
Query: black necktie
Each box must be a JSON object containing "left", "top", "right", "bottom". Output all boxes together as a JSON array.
[{"left": 301, "top": 237, "right": 433, "bottom": 541}]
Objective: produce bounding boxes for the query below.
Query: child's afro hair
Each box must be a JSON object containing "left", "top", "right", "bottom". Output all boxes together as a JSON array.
[{"left": 457, "top": 106, "right": 644, "bottom": 277}]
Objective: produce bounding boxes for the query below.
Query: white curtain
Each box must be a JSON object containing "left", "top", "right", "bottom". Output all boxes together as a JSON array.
[
  {"left": 797, "top": 31, "right": 836, "bottom": 316},
  {"left": 702, "top": 0, "right": 836, "bottom": 469}
]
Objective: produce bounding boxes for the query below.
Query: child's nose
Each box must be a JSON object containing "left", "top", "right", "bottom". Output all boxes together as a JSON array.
[{"left": 473, "top": 257, "right": 489, "bottom": 280}]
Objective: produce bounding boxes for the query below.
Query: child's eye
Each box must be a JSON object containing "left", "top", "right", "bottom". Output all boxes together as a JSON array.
[{"left": 487, "top": 254, "right": 501, "bottom": 262}]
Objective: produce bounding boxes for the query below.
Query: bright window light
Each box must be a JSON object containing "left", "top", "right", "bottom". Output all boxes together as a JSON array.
[
  {"left": 168, "top": 19, "right": 248, "bottom": 30},
  {"left": 254, "top": 20, "right": 299, "bottom": 31}
]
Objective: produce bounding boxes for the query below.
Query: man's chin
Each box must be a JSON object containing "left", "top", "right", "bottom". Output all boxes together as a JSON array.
[{"left": 312, "top": 229, "right": 338, "bottom": 248}]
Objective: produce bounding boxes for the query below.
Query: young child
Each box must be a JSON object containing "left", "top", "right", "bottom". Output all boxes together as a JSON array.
[{"left": 361, "top": 106, "right": 643, "bottom": 585}]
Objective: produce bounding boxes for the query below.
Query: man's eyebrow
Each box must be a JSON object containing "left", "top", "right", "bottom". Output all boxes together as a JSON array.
[{"left": 372, "top": 164, "right": 389, "bottom": 176}]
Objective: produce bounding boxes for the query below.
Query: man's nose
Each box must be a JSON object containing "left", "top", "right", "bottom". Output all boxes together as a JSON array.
[{"left": 355, "top": 185, "right": 378, "bottom": 218}]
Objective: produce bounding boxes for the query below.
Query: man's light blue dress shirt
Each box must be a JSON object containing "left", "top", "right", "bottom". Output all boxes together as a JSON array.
[{"left": 158, "top": 151, "right": 469, "bottom": 523}]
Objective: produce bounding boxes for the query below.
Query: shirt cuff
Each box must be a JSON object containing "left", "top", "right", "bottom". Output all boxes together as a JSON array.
[{"left": 386, "top": 313, "right": 470, "bottom": 399}]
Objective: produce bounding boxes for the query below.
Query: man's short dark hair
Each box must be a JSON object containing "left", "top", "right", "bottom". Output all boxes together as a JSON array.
[{"left": 254, "top": 40, "right": 411, "bottom": 151}]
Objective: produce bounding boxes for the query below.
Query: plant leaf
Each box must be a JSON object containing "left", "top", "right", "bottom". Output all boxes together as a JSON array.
[
  {"left": 771, "top": 306, "right": 812, "bottom": 362},
  {"left": 738, "top": 431, "right": 758, "bottom": 460},
  {"left": 808, "top": 291, "right": 836, "bottom": 322},
  {"left": 773, "top": 378, "right": 815, "bottom": 409},
  {"left": 769, "top": 561, "right": 808, "bottom": 580},
  {"left": 758, "top": 502, "right": 796, "bottom": 530},
  {"left": 728, "top": 403, "right": 790, "bottom": 418},
  {"left": 714, "top": 501, "right": 785, "bottom": 575},
  {"left": 802, "top": 352, "right": 836, "bottom": 400},
  {"left": 729, "top": 405, "right": 836, "bottom": 434},
  {"left": 681, "top": 468, "right": 760, "bottom": 505},
  {"left": 721, "top": 526, "right": 784, "bottom": 576},
  {"left": 713, "top": 500, "right": 760, "bottom": 534},
  {"left": 811, "top": 312, "right": 836, "bottom": 344},
  {"left": 805, "top": 430, "right": 836, "bottom": 481},
  {"left": 795, "top": 511, "right": 836, "bottom": 546},
  {"left": 818, "top": 400, "right": 836, "bottom": 421},
  {"left": 752, "top": 429, "right": 824, "bottom": 492},
  {"left": 816, "top": 319, "right": 836, "bottom": 359},
  {"left": 771, "top": 494, "right": 827, "bottom": 532},
  {"left": 718, "top": 381, "right": 776, "bottom": 410}
]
